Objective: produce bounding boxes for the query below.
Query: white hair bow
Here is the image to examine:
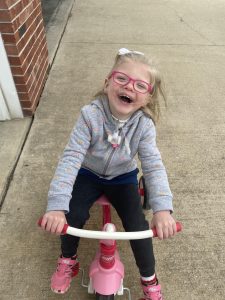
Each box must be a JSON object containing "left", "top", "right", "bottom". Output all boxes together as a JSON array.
[{"left": 118, "top": 48, "right": 144, "bottom": 56}]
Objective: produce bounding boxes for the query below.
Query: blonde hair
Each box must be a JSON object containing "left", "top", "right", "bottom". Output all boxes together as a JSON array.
[{"left": 95, "top": 50, "right": 167, "bottom": 123}]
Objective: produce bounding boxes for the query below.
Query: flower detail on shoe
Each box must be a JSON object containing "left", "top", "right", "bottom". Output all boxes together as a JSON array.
[
  {"left": 51, "top": 255, "right": 79, "bottom": 294},
  {"left": 140, "top": 282, "right": 163, "bottom": 300}
]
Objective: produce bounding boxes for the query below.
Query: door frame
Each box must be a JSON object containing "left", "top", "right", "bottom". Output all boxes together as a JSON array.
[{"left": 0, "top": 33, "right": 23, "bottom": 120}]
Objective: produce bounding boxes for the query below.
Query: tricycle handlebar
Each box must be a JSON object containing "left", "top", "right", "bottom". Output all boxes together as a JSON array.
[{"left": 38, "top": 218, "right": 182, "bottom": 240}]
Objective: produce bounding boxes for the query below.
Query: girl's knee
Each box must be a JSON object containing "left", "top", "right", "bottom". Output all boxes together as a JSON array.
[
  {"left": 66, "top": 210, "right": 90, "bottom": 227},
  {"left": 123, "top": 218, "right": 149, "bottom": 232}
]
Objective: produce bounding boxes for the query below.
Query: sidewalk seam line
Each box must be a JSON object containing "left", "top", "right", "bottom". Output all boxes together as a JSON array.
[
  {"left": 47, "top": 0, "right": 75, "bottom": 67},
  {"left": 0, "top": 118, "right": 34, "bottom": 212},
  {"left": 59, "top": 41, "right": 225, "bottom": 47}
]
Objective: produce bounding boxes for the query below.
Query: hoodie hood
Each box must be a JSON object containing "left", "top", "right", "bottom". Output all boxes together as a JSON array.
[{"left": 91, "top": 96, "right": 144, "bottom": 129}]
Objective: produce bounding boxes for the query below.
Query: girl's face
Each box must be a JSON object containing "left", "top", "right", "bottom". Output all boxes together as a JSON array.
[{"left": 104, "top": 60, "right": 151, "bottom": 120}]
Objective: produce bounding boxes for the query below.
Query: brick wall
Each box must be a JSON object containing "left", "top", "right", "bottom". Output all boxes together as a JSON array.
[{"left": 0, "top": 0, "right": 49, "bottom": 116}]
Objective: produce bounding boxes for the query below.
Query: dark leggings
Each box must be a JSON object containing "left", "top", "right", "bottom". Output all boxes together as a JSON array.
[{"left": 61, "top": 174, "right": 155, "bottom": 277}]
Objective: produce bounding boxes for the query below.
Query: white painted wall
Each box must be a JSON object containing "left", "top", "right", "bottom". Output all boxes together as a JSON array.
[{"left": 0, "top": 33, "right": 23, "bottom": 120}]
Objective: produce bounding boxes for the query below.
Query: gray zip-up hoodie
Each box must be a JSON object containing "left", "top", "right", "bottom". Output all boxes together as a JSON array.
[{"left": 47, "top": 97, "right": 173, "bottom": 213}]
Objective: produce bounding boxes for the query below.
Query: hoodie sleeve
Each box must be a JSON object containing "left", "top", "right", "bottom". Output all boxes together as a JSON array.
[
  {"left": 47, "top": 108, "right": 91, "bottom": 213},
  {"left": 138, "top": 118, "right": 173, "bottom": 213}
]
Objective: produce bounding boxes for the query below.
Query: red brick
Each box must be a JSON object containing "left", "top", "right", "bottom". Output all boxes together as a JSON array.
[
  {"left": 15, "top": 83, "right": 27, "bottom": 93},
  {"left": 16, "top": 46, "right": 48, "bottom": 94},
  {"left": 22, "top": 43, "right": 48, "bottom": 79},
  {"left": 19, "top": 100, "right": 31, "bottom": 108},
  {"left": 25, "top": 42, "right": 48, "bottom": 77},
  {"left": 26, "top": 48, "right": 48, "bottom": 90},
  {"left": 1, "top": 32, "right": 19, "bottom": 43},
  {"left": 0, "top": 22, "right": 15, "bottom": 33},
  {"left": 10, "top": 38, "right": 48, "bottom": 76},
  {"left": 18, "top": 92, "right": 29, "bottom": 101},
  {"left": 21, "top": 58, "right": 48, "bottom": 114},
  {"left": 12, "top": 41, "right": 48, "bottom": 81},
  {"left": 22, "top": 108, "right": 33, "bottom": 116},
  {"left": 1, "top": 0, "right": 49, "bottom": 115},
  {"left": 27, "top": 56, "right": 48, "bottom": 90},
  {"left": 14, "top": 42, "right": 48, "bottom": 86},
  {"left": 0, "top": 0, "right": 29, "bottom": 10},
  {"left": 3, "top": 0, "right": 32, "bottom": 15},
  {"left": 7, "top": 25, "right": 45, "bottom": 66},
  {"left": 26, "top": 54, "right": 48, "bottom": 99},
  {"left": 18, "top": 30, "right": 47, "bottom": 76},
  {"left": 4, "top": 44, "right": 18, "bottom": 55},
  {"left": 11, "top": 1, "right": 41, "bottom": 34},
  {"left": 16, "top": 8, "right": 42, "bottom": 52},
  {"left": 18, "top": 19, "right": 45, "bottom": 60},
  {"left": 10, "top": 65, "right": 24, "bottom": 75},
  {"left": 0, "top": 9, "right": 11, "bottom": 22},
  {"left": 8, "top": 55, "right": 22, "bottom": 65},
  {"left": 0, "top": 1, "right": 40, "bottom": 33},
  {"left": 0, "top": 0, "right": 17, "bottom": 9},
  {"left": 17, "top": 23, "right": 45, "bottom": 64}
]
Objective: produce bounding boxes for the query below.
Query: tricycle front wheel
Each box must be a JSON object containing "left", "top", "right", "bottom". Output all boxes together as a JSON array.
[{"left": 95, "top": 293, "right": 114, "bottom": 300}]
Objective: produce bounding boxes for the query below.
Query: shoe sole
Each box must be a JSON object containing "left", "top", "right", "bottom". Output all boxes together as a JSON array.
[
  {"left": 51, "top": 284, "right": 70, "bottom": 294},
  {"left": 50, "top": 266, "right": 79, "bottom": 294}
]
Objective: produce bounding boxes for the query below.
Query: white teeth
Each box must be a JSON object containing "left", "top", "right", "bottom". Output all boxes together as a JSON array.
[
  {"left": 119, "top": 95, "right": 132, "bottom": 103},
  {"left": 121, "top": 95, "right": 130, "bottom": 99}
]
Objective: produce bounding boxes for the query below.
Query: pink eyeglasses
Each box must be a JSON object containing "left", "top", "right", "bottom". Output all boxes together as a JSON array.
[{"left": 109, "top": 71, "right": 153, "bottom": 94}]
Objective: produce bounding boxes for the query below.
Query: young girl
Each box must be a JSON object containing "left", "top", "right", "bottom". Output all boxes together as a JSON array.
[{"left": 40, "top": 48, "right": 177, "bottom": 300}]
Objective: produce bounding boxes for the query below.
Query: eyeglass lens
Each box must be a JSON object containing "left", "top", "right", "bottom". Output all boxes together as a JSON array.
[{"left": 113, "top": 72, "right": 149, "bottom": 93}]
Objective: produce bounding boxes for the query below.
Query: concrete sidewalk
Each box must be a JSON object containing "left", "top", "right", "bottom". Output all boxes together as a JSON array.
[
  {"left": 1, "top": 0, "right": 225, "bottom": 299},
  {"left": 0, "top": 0, "right": 74, "bottom": 208}
]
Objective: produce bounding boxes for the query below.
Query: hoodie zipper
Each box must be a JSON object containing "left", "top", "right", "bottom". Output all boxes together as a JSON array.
[{"left": 103, "top": 128, "right": 122, "bottom": 176}]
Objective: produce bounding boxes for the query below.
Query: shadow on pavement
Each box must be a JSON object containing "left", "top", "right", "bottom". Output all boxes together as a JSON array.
[{"left": 41, "top": 0, "right": 61, "bottom": 27}]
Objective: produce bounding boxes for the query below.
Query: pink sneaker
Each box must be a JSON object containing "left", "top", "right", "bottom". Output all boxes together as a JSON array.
[
  {"left": 140, "top": 282, "right": 163, "bottom": 300},
  {"left": 51, "top": 255, "right": 79, "bottom": 294}
]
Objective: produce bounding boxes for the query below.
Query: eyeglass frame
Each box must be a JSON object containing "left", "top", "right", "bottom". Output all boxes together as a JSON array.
[{"left": 108, "top": 71, "right": 153, "bottom": 94}]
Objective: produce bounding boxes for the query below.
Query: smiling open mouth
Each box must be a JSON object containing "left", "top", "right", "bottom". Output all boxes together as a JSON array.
[{"left": 119, "top": 95, "right": 133, "bottom": 103}]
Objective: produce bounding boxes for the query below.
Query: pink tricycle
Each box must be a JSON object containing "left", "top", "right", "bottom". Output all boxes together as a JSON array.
[{"left": 39, "top": 177, "right": 182, "bottom": 300}]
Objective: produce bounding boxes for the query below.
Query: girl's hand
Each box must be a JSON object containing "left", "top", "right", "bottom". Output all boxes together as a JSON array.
[
  {"left": 151, "top": 210, "right": 177, "bottom": 240},
  {"left": 40, "top": 211, "right": 66, "bottom": 235}
]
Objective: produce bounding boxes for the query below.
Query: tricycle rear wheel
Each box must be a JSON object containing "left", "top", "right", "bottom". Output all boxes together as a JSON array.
[
  {"left": 95, "top": 293, "right": 114, "bottom": 300},
  {"left": 139, "top": 175, "right": 151, "bottom": 210}
]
